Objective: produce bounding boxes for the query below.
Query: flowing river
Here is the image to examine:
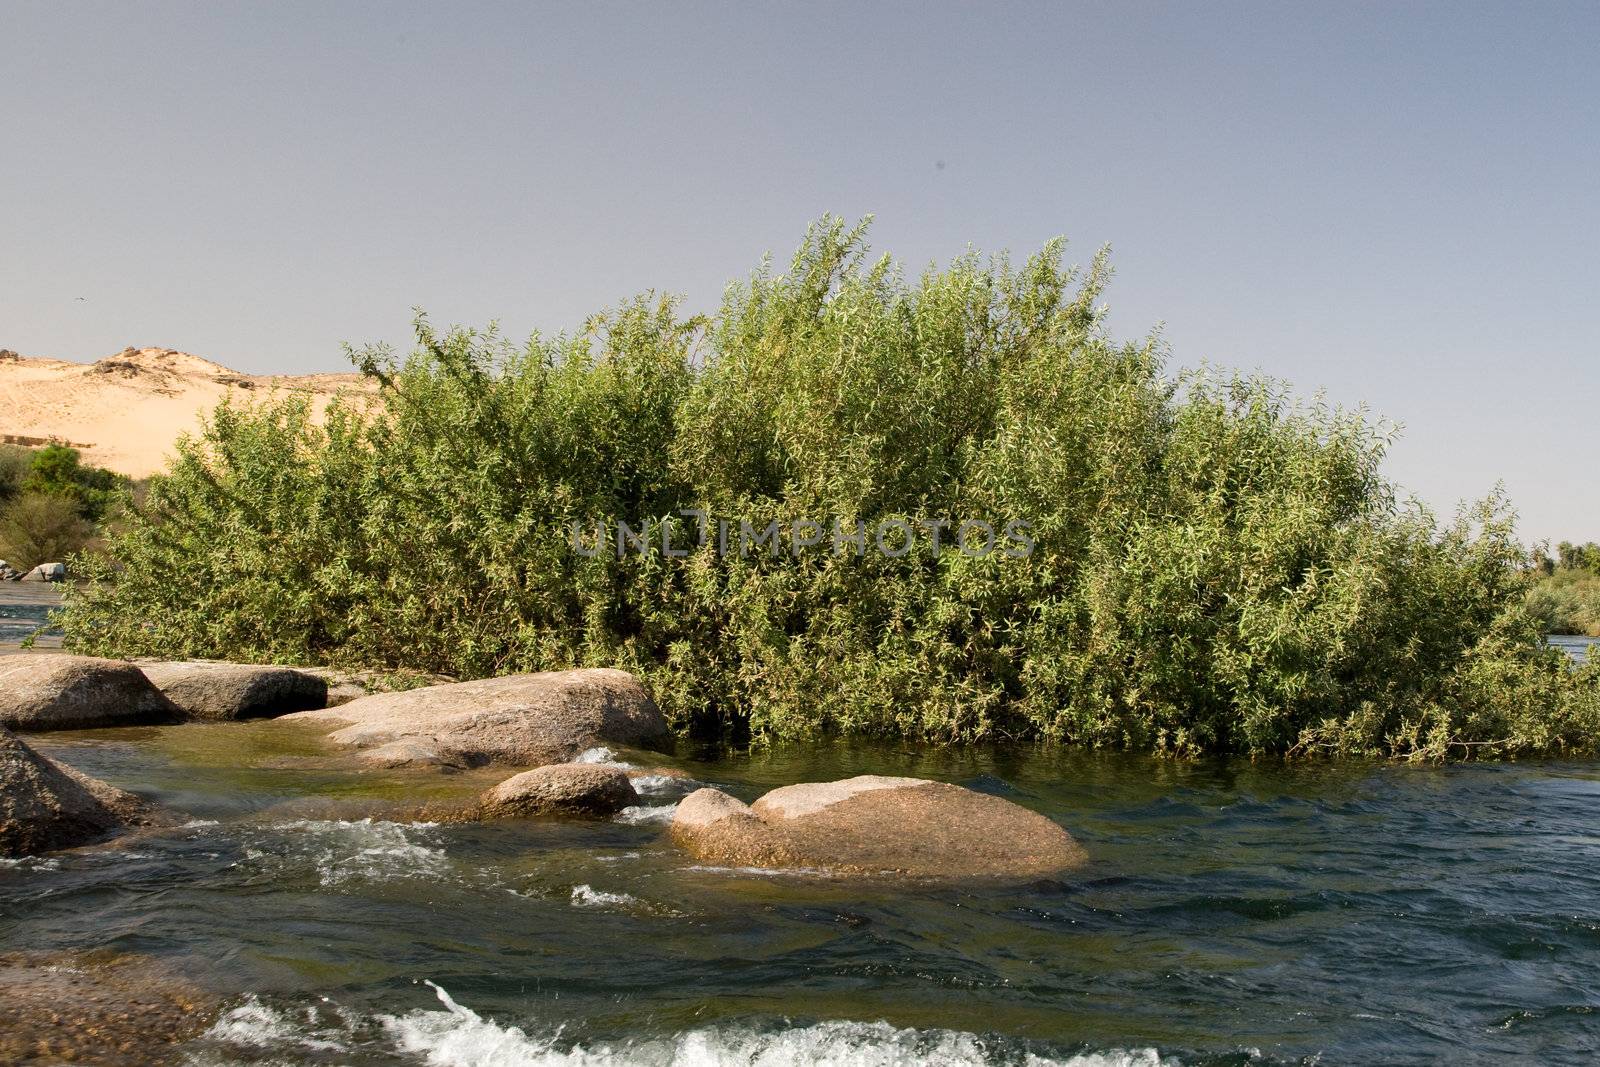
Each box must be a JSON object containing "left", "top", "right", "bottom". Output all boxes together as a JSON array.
[{"left": 5, "top": 720, "right": 1600, "bottom": 1065}]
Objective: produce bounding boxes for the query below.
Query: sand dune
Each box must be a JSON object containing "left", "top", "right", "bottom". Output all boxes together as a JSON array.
[{"left": 0, "top": 346, "right": 377, "bottom": 478}]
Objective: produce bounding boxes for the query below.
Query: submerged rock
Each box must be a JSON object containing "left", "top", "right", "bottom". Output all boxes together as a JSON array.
[
  {"left": 0, "top": 654, "right": 180, "bottom": 731},
  {"left": 479, "top": 763, "right": 638, "bottom": 817},
  {"left": 0, "top": 726, "right": 152, "bottom": 857},
  {"left": 136, "top": 660, "right": 328, "bottom": 721},
  {"left": 359, "top": 737, "right": 468, "bottom": 770},
  {"left": 281, "top": 668, "right": 670, "bottom": 768},
  {"left": 671, "top": 775, "right": 1087, "bottom": 878},
  {"left": 0, "top": 950, "right": 216, "bottom": 1065}
]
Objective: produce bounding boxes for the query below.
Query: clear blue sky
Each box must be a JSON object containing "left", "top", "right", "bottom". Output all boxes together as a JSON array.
[{"left": 3, "top": 2, "right": 1595, "bottom": 544}]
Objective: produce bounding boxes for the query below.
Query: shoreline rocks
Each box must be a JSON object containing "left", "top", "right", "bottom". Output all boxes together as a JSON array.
[
  {"left": 0, "top": 726, "right": 154, "bottom": 857},
  {"left": 0, "top": 654, "right": 180, "bottom": 731},
  {"left": 671, "top": 775, "right": 1087, "bottom": 878},
  {"left": 136, "top": 660, "right": 328, "bottom": 721},
  {"left": 281, "top": 668, "right": 670, "bottom": 768}
]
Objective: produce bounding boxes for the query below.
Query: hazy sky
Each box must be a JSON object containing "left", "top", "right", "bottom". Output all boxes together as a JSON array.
[{"left": 3, "top": 2, "right": 1595, "bottom": 544}]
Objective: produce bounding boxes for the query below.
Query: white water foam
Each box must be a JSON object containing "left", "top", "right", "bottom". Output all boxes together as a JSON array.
[
  {"left": 382, "top": 983, "right": 1173, "bottom": 1067},
  {"left": 204, "top": 997, "right": 352, "bottom": 1054},
  {"left": 199, "top": 982, "right": 1177, "bottom": 1067},
  {"left": 629, "top": 774, "right": 693, "bottom": 797},
  {"left": 566, "top": 883, "right": 633, "bottom": 908},
  {"left": 572, "top": 747, "right": 629, "bottom": 767},
  {"left": 615, "top": 804, "right": 678, "bottom": 825},
  {"left": 570, "top": 884, "right": 641, "bottom": 909},
  {"left": 246, "top": 819, "right": 447, "bottom": 888}
]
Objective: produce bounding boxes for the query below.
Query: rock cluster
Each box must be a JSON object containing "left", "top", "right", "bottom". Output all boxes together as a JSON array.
[
  {"left": 0, "top": 559, "right": 23, "bottom": 581},
  {"left": 14, "top": 561, "right": 66, "bottom": 582},
  {"left": 0, "top": 654, "right": 1090, "bottom": 880},
  {"left": 671, "top": 775, "right": 1087, "bottom": 878}
]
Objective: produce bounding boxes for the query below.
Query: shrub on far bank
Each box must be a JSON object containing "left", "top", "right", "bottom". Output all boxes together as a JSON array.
[
  {"left": 0, "top": 445, "right": 31, "bottom": 502},
  {"left": 56, "top": 219, "right": 1600, "bottom": 760},
  {"left": 0, "top": 445, "right": 127, "bottom": 569},
  {"left": 0, "top": 493, "right": 94, "bottom": 569},
  {"left": 1528, "top": 542, "right": 1600, "bottom": 636},
  {"left": 21, "top": 443, "right": 127, "bottom": 522}
]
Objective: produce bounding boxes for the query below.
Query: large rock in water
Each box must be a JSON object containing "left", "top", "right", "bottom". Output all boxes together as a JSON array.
[
  {"left": 280, "top": 668, "right": 670, "bottom": 768},
  {"left": 136, "top": 660, "right": 328, "bottom": 721},
  {"left": 670, "top": 775, "right": 1087, "bottom": 878},
  {"left": 0, "top": 726, "right": 152, "bottom": 857},
  {"left": 0, "top": 655, "right": 180, "bottom": 731},
  {"left": 479, "top": 763, "right": 638, "bottom": 817}
]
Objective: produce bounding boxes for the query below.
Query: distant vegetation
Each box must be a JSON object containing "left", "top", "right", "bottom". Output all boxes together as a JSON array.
[
  {"left": 1528, "top": 542, "right": 1600, "bottom": 637},
  {"left": 58, "top": 219, "right": 1600, "bottom": 759},
  {"left": 0, "top": 443, "right": 130, "bottom": 569}
]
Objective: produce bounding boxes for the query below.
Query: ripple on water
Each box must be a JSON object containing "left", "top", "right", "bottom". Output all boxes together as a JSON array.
[{"left": 239, "top": 819, "right": 448, "bottom": 889}]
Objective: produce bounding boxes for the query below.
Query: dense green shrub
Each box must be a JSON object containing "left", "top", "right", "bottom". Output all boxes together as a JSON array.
[
  {"left": 0, "top": 445, "right": 31, "bottom": 502},
  {"left": 59, "top": 219, "right": 1600, "bottom": 758},
  {"left": 0, "top": 445, "right": 127, "bottom": 567},
  {"left": 1527, "top": 543, "right": 1600, "bottom": 636},
  {"left": 0, "top": 493, "right": 94, "bottom": 569},
  {"left": 21, "top": 443, "right": 128, "bottom": 522}
]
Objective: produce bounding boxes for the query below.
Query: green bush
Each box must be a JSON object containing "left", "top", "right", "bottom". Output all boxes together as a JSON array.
[
  {"left": 1527, "top": 545, "right": 1600, "bottom": 636},
  {"left": 58, "top": 219, "right": 1600, "bottom": 758},
  {"left": 0, "top": 445, "right": 31, "bottom": 503},
  {"left": 22, "top": 443, "right": 128, "bottom": 522},
  {"left": 0, "top": 493, "right": 95, "bottom": 570}
]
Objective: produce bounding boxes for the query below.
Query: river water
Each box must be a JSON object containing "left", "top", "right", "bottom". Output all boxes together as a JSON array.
[{"left": 5, "top": 720, "right": 1600, "bottom": 1065}]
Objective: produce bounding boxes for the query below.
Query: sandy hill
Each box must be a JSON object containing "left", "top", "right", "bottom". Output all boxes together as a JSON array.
[{"left": 0, "top": 346, "right": 377, "bottom": 479}]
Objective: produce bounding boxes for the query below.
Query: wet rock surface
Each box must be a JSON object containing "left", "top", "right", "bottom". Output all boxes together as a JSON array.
[
  {"left": 479, "top": 763, "right": 639, "bottom": 817},
  {"left": 281, "top": 668, "right": 670, "bottom": 768},
  {"left": 671, "top": 774, "right": 1087, "bottom": 877},
  {"left": 0, "top": 654, "right": 179, "bottom": 730},
  {"left": 136, "top": 660, "right": 329, "bottom": 721}
]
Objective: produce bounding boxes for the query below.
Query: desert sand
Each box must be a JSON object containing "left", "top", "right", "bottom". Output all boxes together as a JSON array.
[{"left": 0, "top": 346, "right": 377, "bottom": 478}]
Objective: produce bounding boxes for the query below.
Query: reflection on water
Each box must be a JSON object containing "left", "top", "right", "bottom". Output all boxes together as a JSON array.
[{"left": 5, "top": 721, "right": 1600, "bottom": 1064}]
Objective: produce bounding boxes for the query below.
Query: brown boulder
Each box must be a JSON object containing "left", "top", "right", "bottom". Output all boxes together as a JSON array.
[
  {"left": 671, "top": 775, "right": 1087, "bottom": 878},
  {"left": 0, "top": 654, "right": 179, "bottom": 731},
  {"left": 281, "top": 668, "right": 669, "bottom": 768},
  {"left": 479, "top": 763, "right": 638, "bottom": 817},
  {"left": 135, "top": 660, "right": 328, "bottom": 721},
  {"left": 0, "top": 726, "right": 152, "bottom": 857}
]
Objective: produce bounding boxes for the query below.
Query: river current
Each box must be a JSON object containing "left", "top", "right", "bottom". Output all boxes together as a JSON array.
[{"left": 5, "top": 723, "right": 1600, "bottom": 1065}]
